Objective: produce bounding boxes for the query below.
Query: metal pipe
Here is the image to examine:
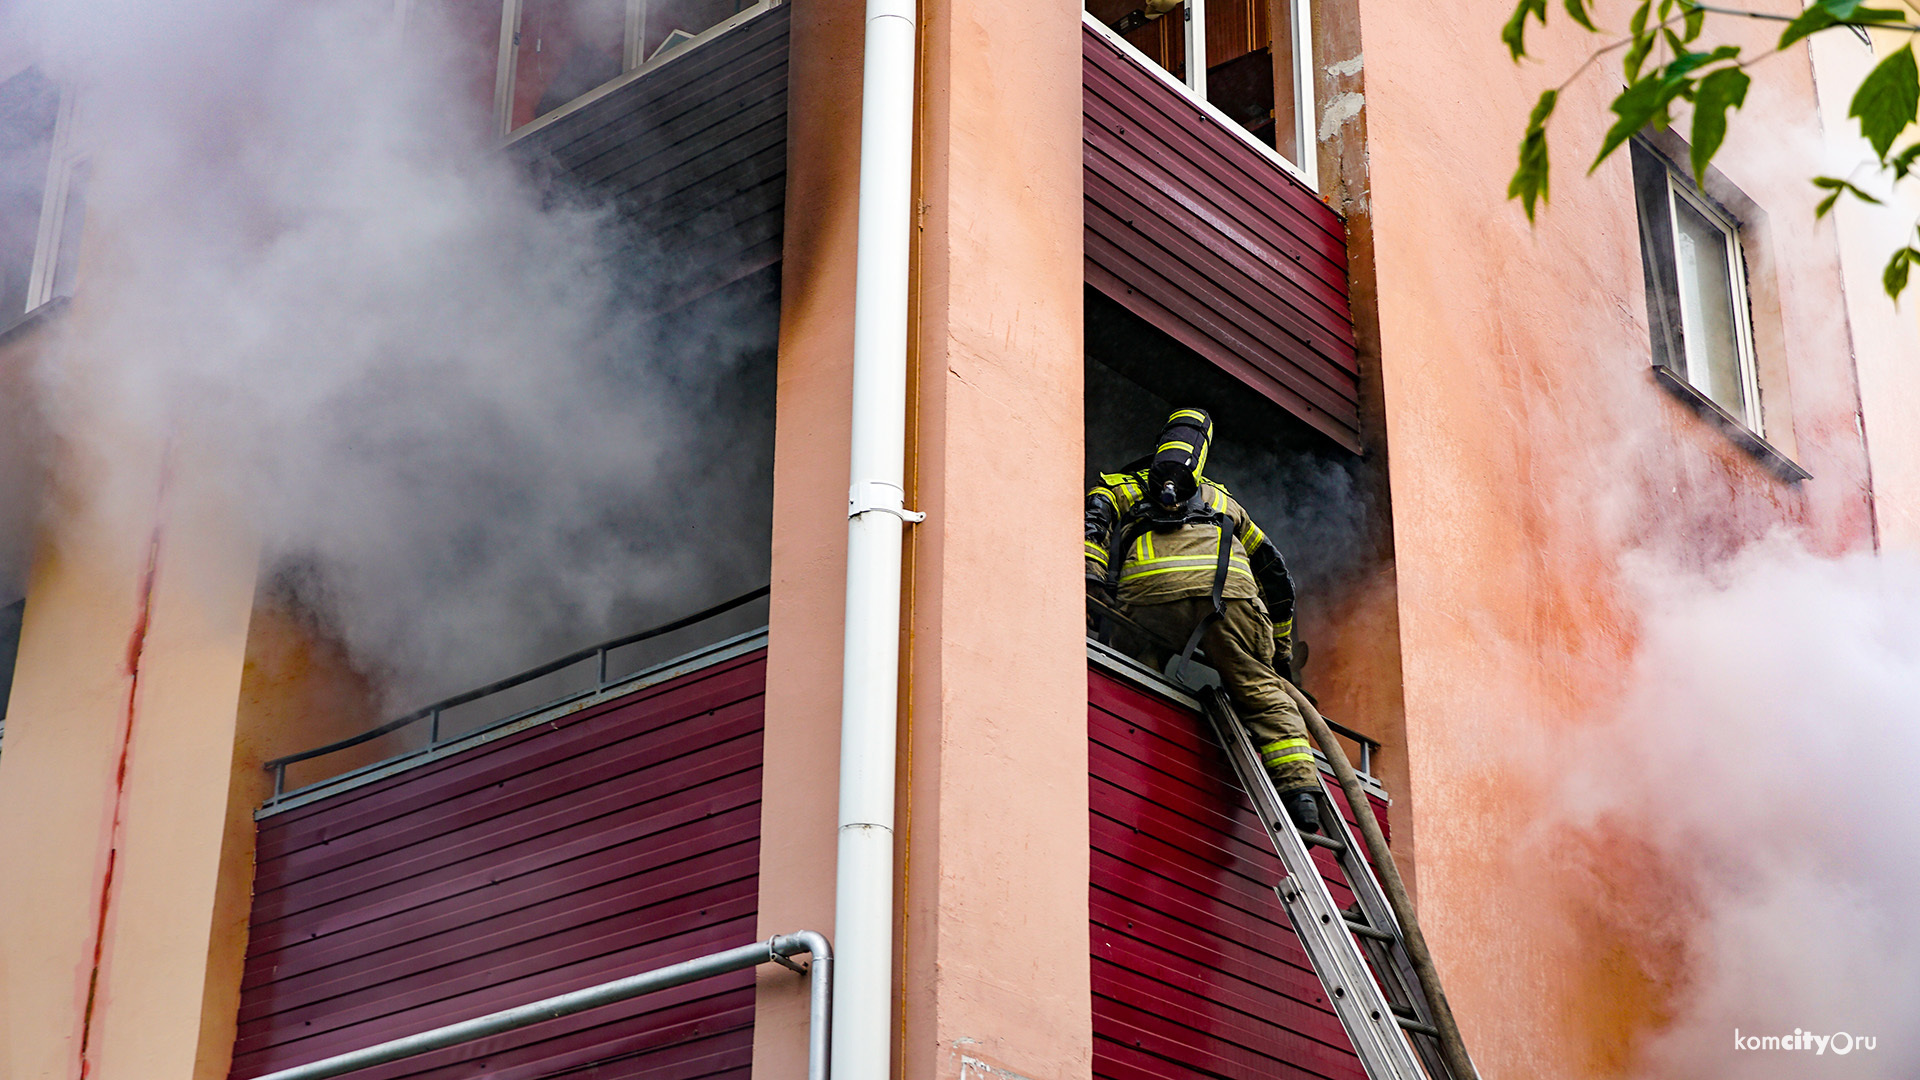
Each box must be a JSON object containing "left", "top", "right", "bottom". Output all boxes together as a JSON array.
[
  {"left": 788, "top": 929, "right": 835, "bottom": 1080},
  {"left": 1277, "top": 676, "right": 1479, "bottom": 1080},
  {"left": 835, "top": 0, "right": 921, "bottom": 1071},
  {"left": 249, "top": 933, "right": 832, "bottom": 1080}
]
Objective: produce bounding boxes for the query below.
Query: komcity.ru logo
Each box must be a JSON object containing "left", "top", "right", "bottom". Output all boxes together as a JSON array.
[{"left": 1734, "top": 1029, "right": 1878, "bottom": 1055}]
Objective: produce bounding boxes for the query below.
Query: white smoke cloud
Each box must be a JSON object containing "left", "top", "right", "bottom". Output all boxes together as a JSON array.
[
  {"left": 1, "top": 0, "right": 776, "bottom": 706},
  {"left": 1552, "top": 536, "right": 1920, "bottom": 1077}
]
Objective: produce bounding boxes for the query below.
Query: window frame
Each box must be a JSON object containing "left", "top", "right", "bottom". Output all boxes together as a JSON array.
[
  {"left": 0, "top": 67, "right": 86, "bottom": 323},
  {"left": 480, "top": 0, "right": 784, "bottom": 140},
  {"left": 1081, "top": 3, "right": 1318, "bottom": 191},
  {"left": 1631, "top": 137, "right": 1764, "bottom": 436},
  {"left": 24, "top": 86, "right": 84, "bottom": 313}
]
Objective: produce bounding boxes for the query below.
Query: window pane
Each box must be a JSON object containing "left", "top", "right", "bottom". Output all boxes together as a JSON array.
[
  {"left": 1671, "top": 194, "right": 1748, "bottom": 424},
  {"left": 0, "top": 70, "right": 59, "bottom": 320},
  {"left": 511, "top": 0, "right": 627, "bottom": 130},
  {"left": 413, "top": 0, "right": 505, "bottom": 124},
  {"left": 1087, "top": 0, "right": 1186, "bottom": 83},
  {"left": 1206, "top": 0, "right": 1291, "bottom": 157},
  {"left": 642, "top": 0, "right": 749, "bottom": 63}
]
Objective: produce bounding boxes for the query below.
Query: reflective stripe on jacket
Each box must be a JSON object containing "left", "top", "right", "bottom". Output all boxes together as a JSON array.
[{"left": 1085, "top": 475, "right": 1265, "bottom": 607}]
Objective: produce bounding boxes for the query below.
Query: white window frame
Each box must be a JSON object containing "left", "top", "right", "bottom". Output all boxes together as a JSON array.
[
  {"left": 0, "top": 66, "right": 87, "bottom": 320},
  {"left": 1081, "top": 1, "right": 1317, "bottom": 190},
  {"left": 1660, "top": 165, "right": 1763, "bottom": 434},
  {"left": 24, "top": 85, "right": 84, "bottom": 312}
]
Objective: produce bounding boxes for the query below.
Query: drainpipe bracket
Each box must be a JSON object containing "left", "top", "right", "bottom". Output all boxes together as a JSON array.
[{"left": 849, "top": 480, "right": 926, "bottom": 523}]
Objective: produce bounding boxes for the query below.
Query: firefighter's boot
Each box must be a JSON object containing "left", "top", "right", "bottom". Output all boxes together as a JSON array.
[{"left": 1282, "top": 790, "right": 1321, "bottom": 834}]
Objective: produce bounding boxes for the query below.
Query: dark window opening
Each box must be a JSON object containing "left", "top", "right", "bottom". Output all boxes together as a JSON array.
[
  {"left": 0, "top": 598, "right": 22, "bottom": 730},
  {"left": 1085, "top": 290, "right": 1371, "bottom": 653}
]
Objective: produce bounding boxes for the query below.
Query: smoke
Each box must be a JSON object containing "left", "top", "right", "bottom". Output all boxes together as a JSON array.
[
  {"left": 1541, "top": 536, "right": 1920, "bottom": 1077},
  {"left": 1, "top": 0, "right": 776, "bottom": 705}
]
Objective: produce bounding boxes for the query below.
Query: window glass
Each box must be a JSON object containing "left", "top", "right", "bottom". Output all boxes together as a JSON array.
[
  {"left": 511, "top": 0, "right": 627, "bottom": 130},
  {"left": 1205, "top": 0, "right": 1287, "bottom": 155},
  {"left": 642, "top": 0, "right": 749, "bottom": 63},
  {"left": 1087, "top": 0, "right": 1186, "bottom": 82},
  {"left": 0, "top": 70, "right": 59, "bottom": 321},
  {"left": 413, "top": 0, "right": 506, "bottom": 123},
  {"left": 1670, "top": 192, "right": 1748, "bottom": 424},
  {"left": 1087, "top": 0, "right": 1310, "bottom": 169}
]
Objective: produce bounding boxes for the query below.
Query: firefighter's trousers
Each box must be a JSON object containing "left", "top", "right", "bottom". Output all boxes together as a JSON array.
[{"left": 1126, "top": 596, "right": 1318, "bottom": 793}]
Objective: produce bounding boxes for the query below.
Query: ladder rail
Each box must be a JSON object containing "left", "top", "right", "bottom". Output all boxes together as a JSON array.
[
  {"left": 1199, "top": 691, "right": 1430, "bottom": 1080},
  {"left": 1311, "top": 770, "right": 1457, "bottom": 1080}
]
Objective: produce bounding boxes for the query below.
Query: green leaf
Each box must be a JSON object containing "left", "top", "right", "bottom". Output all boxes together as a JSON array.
[
  {"left": 1691, "top": 67, "right": 1751, "bottom": 177},
  {"left": 1883, "top": 246, "right": 1915, "bottom": 299},
  {"left": 1851, "top": 44, "right": 1919, "bottom": 158},
  {"left": 1890, "top": 144, "right": 1920, "bottom": 179},
  {"left": 1682, "top": 0, "right": 1705, "bottom": 42},
  {"left": 1780, "top": 2, "right": 1906, "bottom": 49},
  {"left": 1510, "top": 89, "right": 1559, "bottom": 220},
  {"left": 1503, "top": 0, "right": 1549, "bottom": 60},
  {"left": 1663, "top": 26, "right": 1687, "bottom": 59},
  {"left": 1812, "top": 175, "right": 1885, "bottom": 217},
  {"left": 1564, "top": 0, "right": 1597, "bottom": 31},
  {"left": 1626, "top": 1, "right": 1655, "bottom": 79},
  {"left": 1595, "top": 75, "right": 1677, "bottom": 170},
  {"left": 1592, "top": 49, "right": 1739, "bottom": 172}
]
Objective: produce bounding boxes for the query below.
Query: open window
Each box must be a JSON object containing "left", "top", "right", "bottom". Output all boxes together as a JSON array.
[{"left": 1082, "top": 0, "right": 1315, "bottom": 177}]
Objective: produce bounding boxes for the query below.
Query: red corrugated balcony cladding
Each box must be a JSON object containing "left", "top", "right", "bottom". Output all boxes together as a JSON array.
[
  {"left": 1083, "top": 22, "right": 1360, "bottom": 451},
  {"left": 1090, "top": 663, "right": 1388, "bottom": 1080},
  {"left": 229, "top": 649, "right": 767, "bottom": 1080}
]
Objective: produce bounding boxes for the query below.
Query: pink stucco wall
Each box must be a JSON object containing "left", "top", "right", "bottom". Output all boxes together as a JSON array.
[{"left": 1350, "top": 2, "right": 1874, "bottom": 1075}]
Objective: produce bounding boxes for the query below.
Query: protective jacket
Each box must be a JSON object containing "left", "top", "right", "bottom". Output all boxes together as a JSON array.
[{"left": 1084, "top": 409, "right": 1297, "bottom": 641}]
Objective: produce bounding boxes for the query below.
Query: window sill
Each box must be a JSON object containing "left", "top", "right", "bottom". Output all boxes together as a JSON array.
[{"left": 1652, "top": 363, "right": 1810, "bottom": 483}]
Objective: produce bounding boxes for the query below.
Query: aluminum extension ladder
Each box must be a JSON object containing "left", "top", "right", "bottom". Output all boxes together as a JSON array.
[{"left": 1196, "top": 688, "right": 1473, "bottom": 1080}]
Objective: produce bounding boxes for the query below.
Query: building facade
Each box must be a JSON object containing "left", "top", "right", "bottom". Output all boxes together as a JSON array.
[{"left": 0, "top": 0, "right": 1902, "bottom": 1078}]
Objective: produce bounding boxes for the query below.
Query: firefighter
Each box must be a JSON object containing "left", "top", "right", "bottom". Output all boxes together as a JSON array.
[{"left": 1085, "top": 408, "right": 1321, "bottom": 832}]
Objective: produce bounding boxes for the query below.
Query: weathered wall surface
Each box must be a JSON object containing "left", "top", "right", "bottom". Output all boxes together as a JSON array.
[
  {"left": 0, "top": 422, "right": 262, "bottom": 1080},
  {"left": 756, "top": 0, "right": 1089, "bottom": 1076},
  {"left": 1808, "top": 26, "right": 1920, "bottom": 552},
  {"left": 1350, "top": 1, "right": 1877, "bottom": 1076}
]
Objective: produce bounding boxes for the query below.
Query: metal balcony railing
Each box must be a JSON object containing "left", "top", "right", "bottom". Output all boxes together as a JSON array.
[
  {"left": 1086, "top": 593, "right": 1382, "bottom": 777},
  {"left": 262, "top": 585, "right": 770, "bottom": 806}
]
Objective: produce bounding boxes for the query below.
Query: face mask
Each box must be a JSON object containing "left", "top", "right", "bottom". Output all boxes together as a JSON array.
[{"left": 1145, "top": 407, "right": 1212, "bottom": 524}]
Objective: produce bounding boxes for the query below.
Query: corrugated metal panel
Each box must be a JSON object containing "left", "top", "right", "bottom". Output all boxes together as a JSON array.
[
  {"left": 1089, "top": 665, "right": 1388, "bottom": 1080},
  {"left": 512, "top": 5, "right": 790, "bottom": 314},
  {"left": 1082, "top": 25, "right": 1361, "bottom": 452},
  {"left": 229, "top": 650, "right": 767, "bottom": 1080}
]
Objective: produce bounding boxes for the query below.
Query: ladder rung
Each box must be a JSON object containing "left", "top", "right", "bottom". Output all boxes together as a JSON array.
[
  {"left": 1342, "top": 916, "right": 1395, "bottom": 942},
  {"left": 1390, "top": 1004, "right": 1417, "bottom": 1020},
  {"left": 1396, "top": 1016, "right": 1440, "bottom": 1038},
  {"left": 1298, "top": 830, "right": 1346, "bottom": 854}
]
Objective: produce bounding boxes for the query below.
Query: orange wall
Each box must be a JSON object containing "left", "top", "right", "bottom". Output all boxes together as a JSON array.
[
  {"left": 755, "top": 0, "right": 1090, "bottom": 1077},
  {"left": 1350, "top": 2, "right": 1874, "bottom": 1076}
]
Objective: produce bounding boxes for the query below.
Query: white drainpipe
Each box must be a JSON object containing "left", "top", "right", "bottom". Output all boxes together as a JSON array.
[{"left": 835, "top": 0, "right": 921, "bottom": 1072}]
